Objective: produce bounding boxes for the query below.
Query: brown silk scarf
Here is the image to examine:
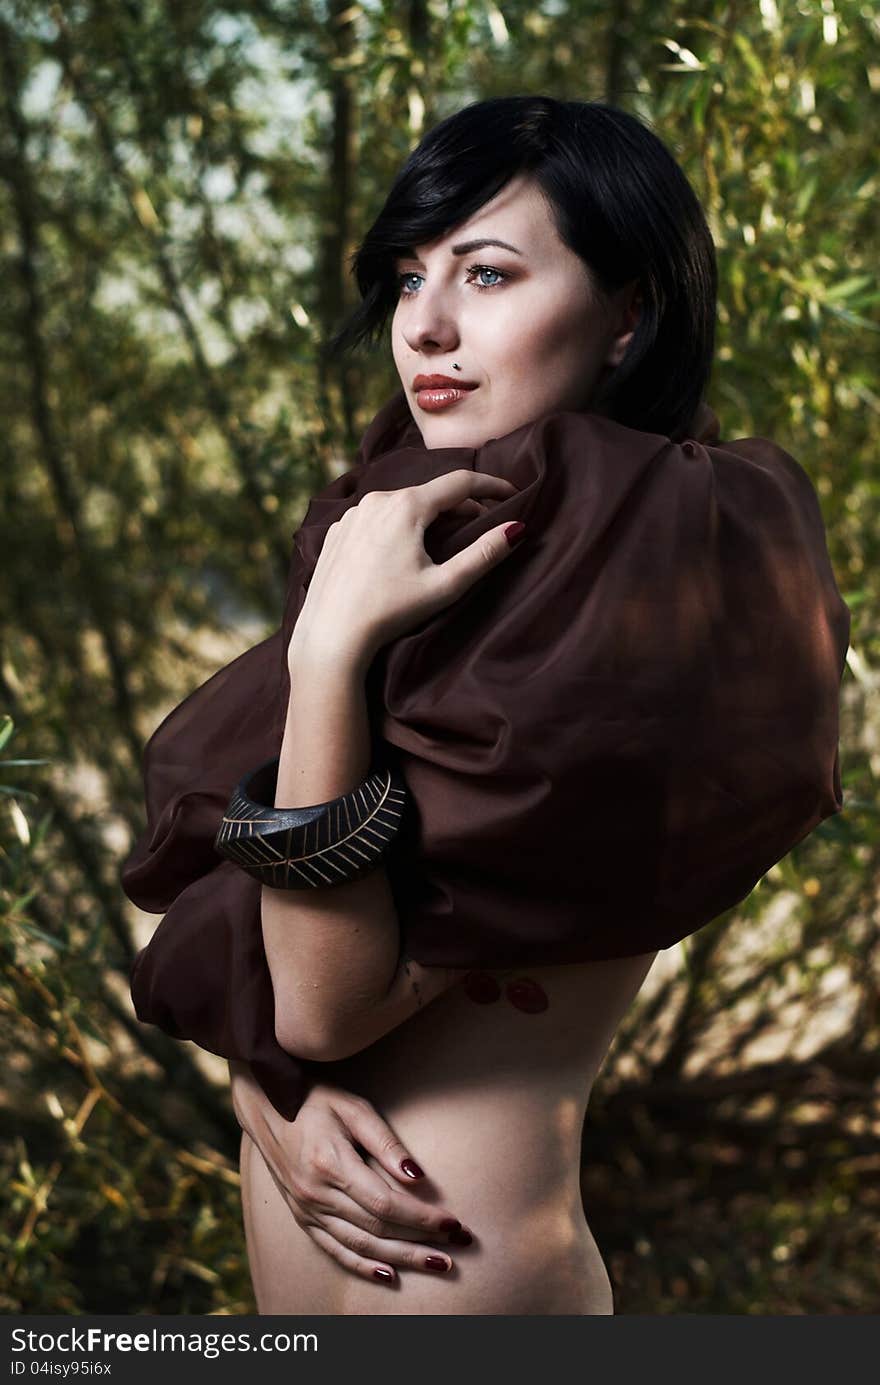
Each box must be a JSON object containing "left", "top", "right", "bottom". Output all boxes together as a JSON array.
[{"left": 121, "top": 389, "right": 850, "bottom": 1119}]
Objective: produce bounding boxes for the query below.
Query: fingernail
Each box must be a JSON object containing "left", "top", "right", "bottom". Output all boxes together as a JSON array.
[
  {"left": 373, "top": 1267, "right": 395, "bottom": 1282},
  {"left": 425, "top": 1255, "right": 452, "bottom": 1272},
  {"left": 504, "top": 521, "right": 526, "bottom": 547},
  {"left": 448, "top": 1226, "right": 473, "bottom": 1246},
  {"left": 439, "top": 1217, "right": 462, "bottom": 1233},
  {"left": 401, "top": 1157, "right": 424, "bottom": 1179}
]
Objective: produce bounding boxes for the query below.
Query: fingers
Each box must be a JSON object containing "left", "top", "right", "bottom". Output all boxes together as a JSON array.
[
  {"left": 415, "top": 467, "right": 520, "bottom": 520},
  {"left": 332, "top": 1144, "right": 468, "bottom": 1245},
  {"left": 335, "top": 1092, "right": 428, "bottom": 1187},
  {"left": 314, "top": 1091, "right": 470, "bottom": 1241},
  {"left": 305, "top": 1215, "right": 456, "bottom": 1286},
  {"left": 268, "top": 1089, "right": 476, "bottom": 1286},
  {"left": 305, "top": 1224, "right": 399, "bottom": 1285},
  {"left": 433, "top": 517, "right": 526, "bottom": 601},
  {"left": 321, "top": 1174, "right": 471, "bottom": 1252},
  {"left": 449, "top": 497, "right": 487, "bottom": 518}
]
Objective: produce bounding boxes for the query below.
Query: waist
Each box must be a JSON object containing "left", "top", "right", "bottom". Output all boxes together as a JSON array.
[{"left": 326, "top": 1055, "right": 591, "bottom": 1230}]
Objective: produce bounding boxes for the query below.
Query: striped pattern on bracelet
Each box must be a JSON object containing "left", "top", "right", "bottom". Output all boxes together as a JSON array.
[{"left": 213, "top": 756, "right": 408, "bottom": 889}]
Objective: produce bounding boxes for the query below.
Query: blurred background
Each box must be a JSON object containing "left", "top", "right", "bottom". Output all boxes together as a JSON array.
[{"left": 1, "top": 0, "right": 878, "bottom": 1314}]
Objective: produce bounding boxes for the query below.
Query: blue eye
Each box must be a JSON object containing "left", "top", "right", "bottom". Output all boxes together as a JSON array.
[
  {"left": 397, "top": 271, "right": 423, "bottom": 294},
  {"left": 395, "top": 264, "right": 511, "bottom": 296},
  {"left": 469, "top": 265, "right": 507, "bottom": 289}
]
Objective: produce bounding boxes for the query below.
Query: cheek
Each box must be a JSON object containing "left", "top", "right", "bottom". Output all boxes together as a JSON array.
[
  {"left": 390, "top": 314, "right": 403, "bottom": 361},
  {"left": 391, "top": 332, "right": 414, "bottom": 393},
  {"left": 391, "top": 305, "right": 411, "bottom": 359},
  {"left": 488, "top": 291, "right": 596, "bottom": 382}
]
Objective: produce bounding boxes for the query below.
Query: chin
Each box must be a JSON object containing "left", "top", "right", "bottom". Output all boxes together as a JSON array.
[
  {"left": 417, "top": 405, "right": 505, "bottom": 449},
  {"left": 421, "top": 423, "right": 495, "bottom": 452}
]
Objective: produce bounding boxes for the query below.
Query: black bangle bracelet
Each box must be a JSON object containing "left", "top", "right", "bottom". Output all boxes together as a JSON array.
[{"left": 213, "top": 756, "right": 408, "bottom": 889}]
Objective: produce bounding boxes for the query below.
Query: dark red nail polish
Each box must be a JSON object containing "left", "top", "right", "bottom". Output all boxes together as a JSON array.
[
  {"left": 504, "top": 521, "right": 525, "bottom": 547},
  {"left": 425, "top": 1255, "right": 451, "bottom": 1272},
  {"left": 506, "top": 977, "right": 549, "bottom": 1013},
  {"left": 448, "top": 1227, "right": 473, "bottom": 1246},
  {"left": 463, "top": 970, "right": 501, "bottom": 1003},
  {"left": 373, "top": 1267, "right": 395, "bottom": 1282},
  {"left": 439, "top": 1217, "right": 462, "bottom": 1233},
  {"left": 401, "top": 1157, "right": 424, "bottom": 1179}
]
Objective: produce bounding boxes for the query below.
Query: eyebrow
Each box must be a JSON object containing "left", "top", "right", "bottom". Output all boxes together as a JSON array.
[{"left": 399, "top": 237, "right": 524, "bottom": 261}]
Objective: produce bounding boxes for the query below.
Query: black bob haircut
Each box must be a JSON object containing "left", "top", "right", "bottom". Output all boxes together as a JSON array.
[{"left": 324, "top": 94, "right": 717, "bottom": 443}]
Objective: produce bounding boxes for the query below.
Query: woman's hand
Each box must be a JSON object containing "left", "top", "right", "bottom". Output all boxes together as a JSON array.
[
  {"left": 230, "top": 1063, "right": 473, "bottom": 1286},
  {"left": 290, "top": 469, "right": 522, "bottom": 668}
]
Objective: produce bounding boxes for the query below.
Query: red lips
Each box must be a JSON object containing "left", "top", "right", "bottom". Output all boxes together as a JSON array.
[{"left": 413, "top": 374, "right": 478, "bottom": 390}]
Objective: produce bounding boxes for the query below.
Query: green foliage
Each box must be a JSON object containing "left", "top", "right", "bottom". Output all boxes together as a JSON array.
[
  {"left": 1, "top": 0, "right": 877, "bottom": 1314},
  {"left": 0, "top": 717, "right": 252, "bottom": 1311}
]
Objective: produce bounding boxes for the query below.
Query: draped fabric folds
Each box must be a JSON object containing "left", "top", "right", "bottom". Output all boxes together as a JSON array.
[{"left": 121, "top": 389, "right": 850, "bottom": 1119}]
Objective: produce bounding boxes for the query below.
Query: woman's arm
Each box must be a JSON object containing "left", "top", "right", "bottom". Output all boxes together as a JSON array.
[
  {"left": 262, "top": 637, "right": 466, "bottom": 1060},
  {"left": 261, "top": 472, "right": 521, "bottom": 1061}
]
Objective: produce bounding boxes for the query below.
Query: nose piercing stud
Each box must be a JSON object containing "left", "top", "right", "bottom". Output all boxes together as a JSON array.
[{"left": 453, "top": 362, "right": 461, "bottom": 370}]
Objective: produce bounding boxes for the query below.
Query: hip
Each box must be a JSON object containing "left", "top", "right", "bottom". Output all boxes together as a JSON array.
[{"left": 240, "top": 1129, "right": 612, "bottom": 1315}]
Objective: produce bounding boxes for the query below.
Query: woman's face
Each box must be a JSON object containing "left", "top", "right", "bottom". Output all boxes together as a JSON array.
[{"left": 391, "top": 173, "right": 641, "bottom": 450}]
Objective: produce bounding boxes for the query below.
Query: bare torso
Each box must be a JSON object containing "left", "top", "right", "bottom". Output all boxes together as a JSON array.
[{"left": 240, "top": 949, "right": 657, "bottom": 1315}]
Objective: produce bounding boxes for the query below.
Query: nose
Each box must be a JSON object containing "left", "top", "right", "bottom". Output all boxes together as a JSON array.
[{"left": 400, "top": 280, "right": 461, "bottom": 357}]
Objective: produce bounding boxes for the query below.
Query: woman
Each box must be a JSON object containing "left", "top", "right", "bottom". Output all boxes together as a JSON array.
[
  {"left": 235, "top": 109, "right": 668, "bottom": 1309},
  {"left": 124, "top": 96, "right": 848, "bottom": 1314}
]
